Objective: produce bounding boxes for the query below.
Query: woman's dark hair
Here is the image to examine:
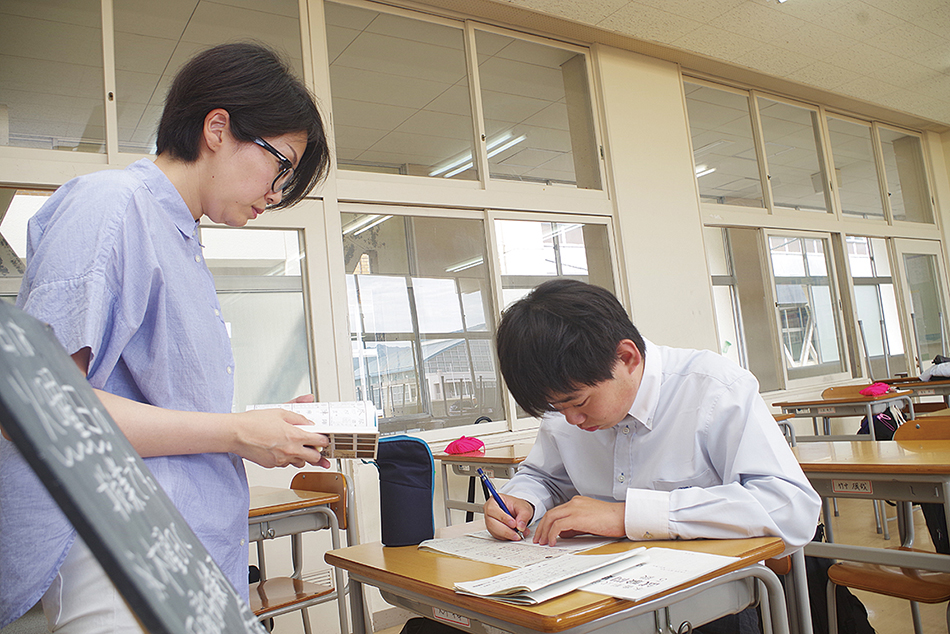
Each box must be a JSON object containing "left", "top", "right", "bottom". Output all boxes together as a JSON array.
[
  {"left": 495, "top": 279, "right": 645, "bottom": 418},
  {"left": 156, "top": 42, "right": 329, "bottom": 209}
]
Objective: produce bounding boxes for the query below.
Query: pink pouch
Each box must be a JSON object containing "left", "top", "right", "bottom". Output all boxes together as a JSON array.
[
  {"left": 445, "top": 436, "right": 485, "bottom": 454},
  {"left": 859, "top": 382, "right": 890, "bottom": 396}
]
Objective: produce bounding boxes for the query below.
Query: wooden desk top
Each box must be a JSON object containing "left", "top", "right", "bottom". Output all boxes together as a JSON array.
[
  {"left": 326, "top": 534, "right": 783, "bottom": 632},
  {"left": 248, "top": 485, "right": 340, "bottom": 519},
  {"left": 882, "top": 376, "right": 950, "bottom": 388},
  {"left": 773, "top": 389, "right": 911, "bottom": 409},
  {"left": 793, "top": 440, "right": 950, "bottom": 475},
  {"left": 432, "top": 442, "right": 534, "bottom": 464},
  {"left": 773, "top": 413, "right": 795, "bottom": 422}
]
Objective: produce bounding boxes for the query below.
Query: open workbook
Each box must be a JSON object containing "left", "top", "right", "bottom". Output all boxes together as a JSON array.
[
  {"left": 453, "top": 545, "right": 740, "bottom": 606},
  {"left": 454, "top": 547, "right": 648, "bottom": 605}
]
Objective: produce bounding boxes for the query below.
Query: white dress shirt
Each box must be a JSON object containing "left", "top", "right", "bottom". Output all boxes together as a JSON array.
[{"left": 502, "top": 340, "right": 821, "bottom": 553}]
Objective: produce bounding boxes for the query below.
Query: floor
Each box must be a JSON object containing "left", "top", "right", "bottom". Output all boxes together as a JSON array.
[{"left": 826, "top": 497, "right": 946, "bottom": 633}]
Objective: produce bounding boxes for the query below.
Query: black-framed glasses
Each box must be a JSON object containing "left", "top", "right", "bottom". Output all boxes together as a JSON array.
[{"left": 253, "top": 137, "right": 294, "bottom": 193}]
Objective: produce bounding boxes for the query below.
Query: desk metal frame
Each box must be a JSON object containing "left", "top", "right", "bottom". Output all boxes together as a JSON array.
[
  {"left": 249, "top": 486, "right": 357, "bottom": 633},
  {"left": 884, "top": 377, "right": 950, "bottom": 408},
  {"left": 434, "top": 446, "right": 530, "bottom": 525},
  {"left": 796, "top": 462, "right": 950, "bottom": 545},
  {"left": 775, "top": 392, "right": 915, "bottom": 442}
]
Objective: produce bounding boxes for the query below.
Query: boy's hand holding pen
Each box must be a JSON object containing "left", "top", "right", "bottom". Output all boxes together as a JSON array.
[{"left": 479, "top": 468, "right": 529, "bottom": 540}]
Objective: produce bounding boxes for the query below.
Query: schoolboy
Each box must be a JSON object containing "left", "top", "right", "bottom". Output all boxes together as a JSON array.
[{"left": 485, "top": 280, "right": 820, "bottom": 570}]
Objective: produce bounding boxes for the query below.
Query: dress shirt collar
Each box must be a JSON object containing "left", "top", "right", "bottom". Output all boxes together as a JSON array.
[
  {"left": 627, "top": 339, "right": 661, "bottom": 431},
  {"left": 130, "top": 159, "right": 200, "bottom": 239}
]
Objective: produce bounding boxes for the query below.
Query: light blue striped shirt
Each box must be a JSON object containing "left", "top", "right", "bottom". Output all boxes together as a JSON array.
[{"left": 1, "top": 159, "right": 248, "bottom": 626}]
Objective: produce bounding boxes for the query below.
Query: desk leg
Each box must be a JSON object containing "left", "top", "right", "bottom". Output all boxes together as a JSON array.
[
  {"left": 441, "top": 462, "right": 453, "bottom": 526},
  {"left": 348, "top": 579, "right": 367, "bottom": 634},
  {"left": 790, "top": 549, "right": 813, "bottom": 634},
  {"left": 943, "top": 482, "right": 950, "bottom": 548},
  {"left": 823, "top": 498, "right": 835, "bottom": 543}
]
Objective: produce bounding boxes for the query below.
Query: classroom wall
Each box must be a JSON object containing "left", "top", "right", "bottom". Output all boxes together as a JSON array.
[{"left": 592, "top": 45, "right": 719, "bottom": 351}]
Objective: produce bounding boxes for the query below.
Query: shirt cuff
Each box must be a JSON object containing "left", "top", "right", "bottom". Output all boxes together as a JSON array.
[{"left": 625, "top": 488, "right": 671, "bottom": 541}]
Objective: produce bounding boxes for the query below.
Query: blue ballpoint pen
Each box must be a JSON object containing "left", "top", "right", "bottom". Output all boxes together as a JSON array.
[{"left": 477, "top": 468, "right": 524, "bottom": 539}]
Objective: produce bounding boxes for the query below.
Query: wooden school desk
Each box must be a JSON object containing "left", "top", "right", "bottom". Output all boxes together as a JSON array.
[
  {"left": 432, "top": 443, "right": 533, "bottom": 525},
  {"left": 326, "top": 525, "right": 791, "bottom": 634},
  {"left": 883, "top": 376, "right": 950, "bottom": 408},
  {"left": 248, "top": 485, "right": 350, "bottom": 632},
  {"left": 792, "top": 440, "right": 950, "bottom": 546},
  {"left": 773, "top": 389, "right": 914, "bottom": 441}
]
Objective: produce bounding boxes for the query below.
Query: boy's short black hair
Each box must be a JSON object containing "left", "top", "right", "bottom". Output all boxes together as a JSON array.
[
  {"left": 495, "top": 279, "right": 645, "bottom": 418},
  {"left": 156, "top": 42, "right": 329, "bottom": 209}
]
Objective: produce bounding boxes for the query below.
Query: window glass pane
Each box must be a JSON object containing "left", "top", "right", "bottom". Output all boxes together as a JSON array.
[
  {"left": 703, "top": 226, "right": 730, "bottom": 276},
  {"left": 1, "top": 0, "right": 104, "bottom": 152},
  {"left": 201, "top": 227, "right": 311, "bottom": 413},
  {"left": 712, "top": 285, "right": 742, "bottom": 363},
  {"left": 769, "top": 235, "right": 844, "bottom": 379},
  {"left": 475, "top": 30, "right": 601, "bottom": 189},
  {"left": 826, "top": 117, "right": 884, "bottom": 220},
  {"left": 414, "top": 277, "right": 464, "bottom": 333},
  {"left": 494, "top": 217, "right": 614, "bottom": 418},
  {"left": 757, "top": 98, "right": 828, "bottom": 213},
  {"left": 495, "top": 219, "right": 613, "bottom": 308},
  {"left": 847, "top": 235, "right": 874, "bottom": 277},
  {"left": 113, "top": 0, "right": 303, "bottom": 154},
  {"left": 343, "top": 213, "right": 502, "bottom": 432},
  {"left": 847, "top": 236, "right": 905, "bottom": 377},
  {"left": 0, "top": 188, "right": 48, "bottom": 302},
  {"left": 879, "top": 128, "right": 934, "bottom": 224},
  {"left": 684, "top": 83, "right": 763, "bottom": 208},
  {"left": 325, "top": 2, "right": 476, "bottom": 179},
  {"left": 903, "top": 252, "right": 946, "bottom": 364}
]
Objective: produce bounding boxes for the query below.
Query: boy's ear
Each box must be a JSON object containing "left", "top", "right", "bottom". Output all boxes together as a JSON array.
[{"left": 616, "top": 339, "right": 642, "bottom": 372}]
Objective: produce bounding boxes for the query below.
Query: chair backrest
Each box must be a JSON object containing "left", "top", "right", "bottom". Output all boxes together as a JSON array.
[
  {"left": 893, "top": 417, "right": 950, "bottom": 441},
  {"left": 821, "top": 384, "right": 870, "bottom": 399},
  {"left": 290, "top": 471, "right": 349, "bottom": 529}
]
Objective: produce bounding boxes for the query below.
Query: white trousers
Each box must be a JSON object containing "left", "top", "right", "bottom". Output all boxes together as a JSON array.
[{"left": 41, "top": 537, "right": 146, "bottom": 634}]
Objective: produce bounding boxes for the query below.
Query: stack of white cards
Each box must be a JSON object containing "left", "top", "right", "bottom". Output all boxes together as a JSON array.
[{"left": 247, "top": 401, "right": 379, "bottom": 459}]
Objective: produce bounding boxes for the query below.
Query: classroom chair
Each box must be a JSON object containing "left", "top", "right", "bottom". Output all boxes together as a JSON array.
[
  {"left": 824, "top": 420, "right": 950, "bottom": 634},
  {"left": 250, "top": 471, "right": 356, "bottom": 634}
]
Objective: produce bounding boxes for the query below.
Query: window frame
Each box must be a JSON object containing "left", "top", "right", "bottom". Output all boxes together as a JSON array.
[
  {"left": 764, "top": 229, "right": 852, "bottom": 389},
  {"left": 486, "top": 208, "right": 620, "bottom": 431}
]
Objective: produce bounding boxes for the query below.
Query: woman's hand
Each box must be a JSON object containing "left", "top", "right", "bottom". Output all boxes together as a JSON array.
[{"left": 232, "top": 407, "right": 330, "bottom": 469}]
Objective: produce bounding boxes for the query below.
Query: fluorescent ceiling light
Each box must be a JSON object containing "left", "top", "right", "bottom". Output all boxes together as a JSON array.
[
  {"left": 429, "top": 132, "right": 527, "bottom": 178},
  {"left": 446, "top": 256, "right": 484, "bottom": 273},
  {"left": 693, "top": 140, "right": 732, "bottom": 158},
  {"left": 694, "top": 165, "right": 716, "bottom": 178},
  {"left": 342, "top": 214, "right": 383, "bottom": 235},
  {"left": 353, "top": 215, "right": 393, "bottom": 236}
]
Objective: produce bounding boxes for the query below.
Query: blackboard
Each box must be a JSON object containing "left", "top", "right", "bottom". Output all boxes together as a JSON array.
[{"left": 0, "top": 301, "right": 265, "bottom": 634}]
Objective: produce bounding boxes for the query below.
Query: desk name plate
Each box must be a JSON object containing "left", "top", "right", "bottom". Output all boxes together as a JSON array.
[
  {"left": 0, "top": 302, "right": 264, "bottom": 634},
  {"left": 832, "top": 479, "right": 873, "bottom": 494}
]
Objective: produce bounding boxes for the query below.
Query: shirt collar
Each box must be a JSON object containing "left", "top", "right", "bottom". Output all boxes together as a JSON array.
[
  {"left": 129, "top": 158, "right": 200, "bottom": 238},
  {"left": 627, "top": 339, "right": 661, "bottom": 430}
]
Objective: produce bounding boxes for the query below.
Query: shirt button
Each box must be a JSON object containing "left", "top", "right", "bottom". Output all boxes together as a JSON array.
[
  {"left": 226, "top": 366, "right": 232, "bottom": 375},
  {"left": 214, "top": 309, "right": 220, "bottom": 317},
  {"left": 194, "top": 254, "right": 201, "bottom": 263},
  {"left": 622, "top": 426, "right": 630, "bottom": 435},
  {"left": 240, "top": 538, "right": 245, "bottom": 546},
  {"left": 618, "top": 474, "right": 625, "bottom": 483}
]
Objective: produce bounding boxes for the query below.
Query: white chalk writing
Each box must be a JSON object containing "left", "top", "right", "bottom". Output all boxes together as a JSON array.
[
  {"left": 8, "top": 366, "right": 114, "bottom": 466},
  {"left": 0, "top": 319, "right": 34, "bottom": 357},
  {"left": 185, "top": 557, "right": 231, "bottom": 634},
  {"left": 94, "top": 455, "right": 158, "bottom": 520}
]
